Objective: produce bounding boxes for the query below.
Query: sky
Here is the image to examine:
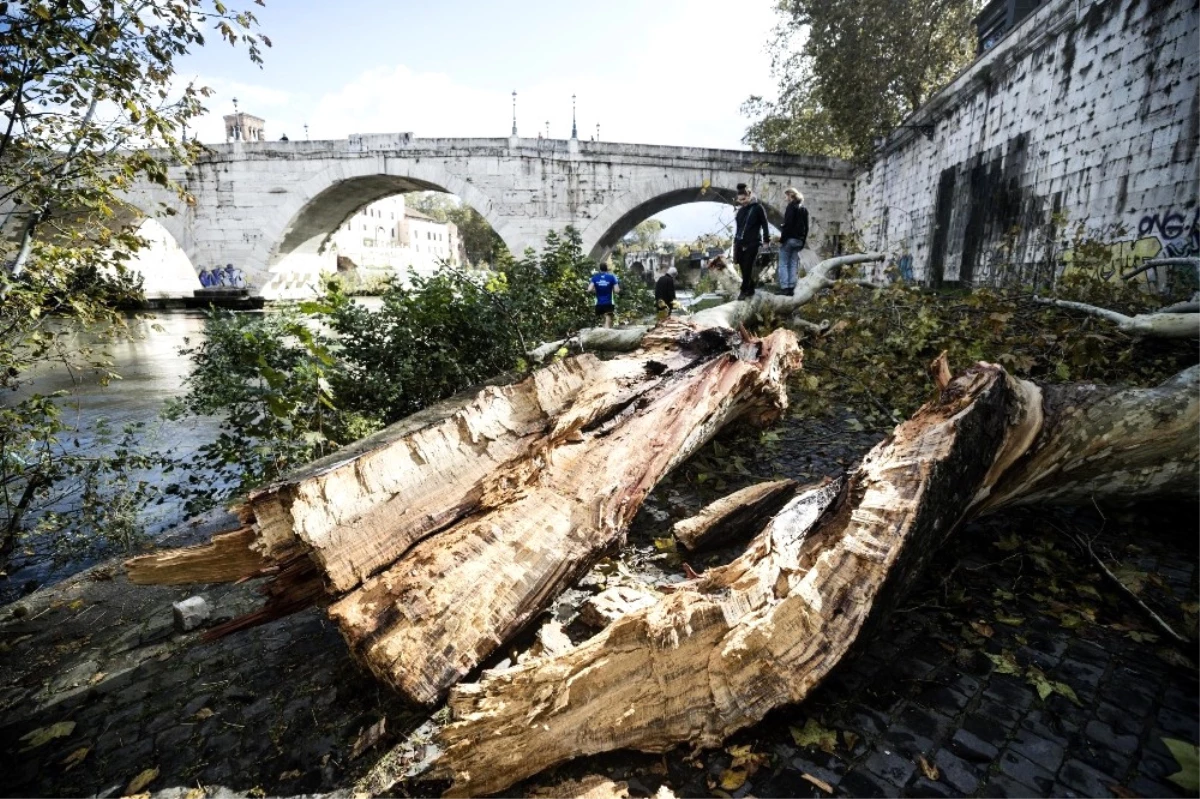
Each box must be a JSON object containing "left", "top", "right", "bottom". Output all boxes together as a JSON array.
[{"left": 179, "top": 0, "right": 784, "bottom": 241}]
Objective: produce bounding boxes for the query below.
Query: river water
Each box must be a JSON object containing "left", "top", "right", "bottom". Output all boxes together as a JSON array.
[{"left": 2, "top": 310, "right": 227, "bottom": 601}]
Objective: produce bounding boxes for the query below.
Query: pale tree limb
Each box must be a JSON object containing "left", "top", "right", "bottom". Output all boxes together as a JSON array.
[
  {"left": 1032, "top": 296, "right": 1200, "bottom": 339},
  {"left": 426, "top": 362, "right": 1199, "bottom": 797},
  {"left": 528, "top": 253, "right": 885, "bottom": 363}
]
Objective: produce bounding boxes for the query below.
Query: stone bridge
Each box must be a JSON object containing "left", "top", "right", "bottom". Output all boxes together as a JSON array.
[
  {"left": 2, "top": 135, "right": 854, "bottom": 297},
  {"left": 70, "top": 135, "right": 855, "bottom": 298}
]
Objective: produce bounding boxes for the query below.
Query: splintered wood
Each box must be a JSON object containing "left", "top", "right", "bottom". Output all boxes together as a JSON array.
[
  {"left": 428, "top": 362, "right": 1199, "bottom": 797},
  {"left": 125, "top": 319, "right": 803, "bottom": 706}
]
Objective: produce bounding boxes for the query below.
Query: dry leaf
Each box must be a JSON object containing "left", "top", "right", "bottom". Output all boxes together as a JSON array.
[
  {"left": 184, "top": 788, "right": 206, "bottom": 799},
  {"left": 192, "top": 708, "right": 214, "bottom": 721},
  {"left": 124, "top": 766, "right": 159, "bottom": 795},
  {"left": 969, "top": 621, "right": 995, "bottom": 638},
  {"left": 61, "top": 746, "right": 90, "bottom": 771},
  {"left": 279, "top": 770, "right": 303, "bottom": 781},
  {"left": 917, "top": 754, "right": 939, "bottom": 781},
  {"left": 350, "top": 717, "right": 387, "bottom": 760},
  {"left": 89, "top": 672, "right": 106, "bottom": 685},
  {"left": 718, "top": 766, "right": 747, "bottom": 791},
  {"left": 790, "top": 719, "right": 838, "bottom": 753},
  {"left": 20, "top": 721, "right": 76, "bottom": 751},
  {"left": 801, "top": 773, "right": 833, "bottom": 794}
]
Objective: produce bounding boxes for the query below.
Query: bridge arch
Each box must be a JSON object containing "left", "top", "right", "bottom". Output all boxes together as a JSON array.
[
  {"left": 579, "top": 178, "right": 788, "bottom": 262},
  {"left": 257, "top": 160, "right": 509, "bottom": 297}
]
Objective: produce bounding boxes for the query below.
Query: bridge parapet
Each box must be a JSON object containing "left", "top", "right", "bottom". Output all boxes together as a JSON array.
[{"left": 119, "top": 136, "right": 855, "bottom": 299}]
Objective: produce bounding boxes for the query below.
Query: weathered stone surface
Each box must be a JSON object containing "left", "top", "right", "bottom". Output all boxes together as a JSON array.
[
  {"left": 25, "top": 139, "right": 854, "bottom": 299},
  {"left": 853, "top": 0, "right": 1198, "bottom": 287},
  {"left": 171, "top": 596, "right": 210, "bottom": 633}
]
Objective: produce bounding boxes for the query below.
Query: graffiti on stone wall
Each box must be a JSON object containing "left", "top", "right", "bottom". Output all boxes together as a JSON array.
[
  {"left": 1137, "top": 207, "right": 1199, "bottom": 258},
  {"left": 1061, "top": 235, "right": 1163, "bottom": 281}
]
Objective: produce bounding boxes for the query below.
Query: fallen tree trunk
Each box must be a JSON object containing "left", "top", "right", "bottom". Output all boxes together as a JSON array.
[
  {"left": 327, "top": 326, "right": 800, "bottom": 705},
  {"left": 1032, "top": 296, "right": 1200, "bottom": 339},
  {"left": 429, "top": 362, "right": 1198, "bottom": 797},
  {"left": 126, "top": 318, "right": 804, "bottom": 706},
  {"left": 528, "top": 252, "right": 885, "bottom": 362},
  {"left": 672, "top": 478, "right": 798, "bottom": 552}
]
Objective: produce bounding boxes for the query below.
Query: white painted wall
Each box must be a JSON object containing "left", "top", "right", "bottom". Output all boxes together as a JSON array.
[{"left": 852, "top": 0, "right": 1199, "bottom": 286}]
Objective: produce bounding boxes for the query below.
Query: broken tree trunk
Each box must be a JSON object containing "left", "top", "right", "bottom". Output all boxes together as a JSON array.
[
  {"left": 327, "top": 325, "right": 800, "bottom": 705},
  {"left": 429, "top": 362, "right": 1198, "bottom": 797},
  {"left": 672, "top": 478, "right": 798, "bottom": 552},
  {"left": 126, "top": 318, "right": 803, "bottom": 706}
]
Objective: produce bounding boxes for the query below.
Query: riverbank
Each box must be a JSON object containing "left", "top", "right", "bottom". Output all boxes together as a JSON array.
[{"left": 1, "top": 397, "right": 1196, "bottom": 798}]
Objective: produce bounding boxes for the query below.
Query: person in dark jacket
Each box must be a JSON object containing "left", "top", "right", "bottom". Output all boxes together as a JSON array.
[
  {"left": 778, "top": 187, "right": 809, "bottom": 295},
  {"left": 655, "top": 266, "right": 678, "bottom": 320},
  {"left": 732, "top": 183, "right": 770, "bottom": 299}
]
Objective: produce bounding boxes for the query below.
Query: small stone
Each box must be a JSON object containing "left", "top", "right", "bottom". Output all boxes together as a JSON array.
[{"left": 172, "top": 596, "right": 211, "bottom": 633}]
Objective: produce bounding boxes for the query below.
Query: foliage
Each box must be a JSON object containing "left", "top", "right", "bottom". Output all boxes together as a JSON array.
[
  {"left": 407, "top": 191, "right": 507, "bottom": 266},
  {"left": 743, "top": 0, "right": 978, "bottom": 161},
  {"left": 163, "top": 307, "right": 361, "bottom": 514},
  {"left": 172, "top": 228, "right": 654, "bottom": 505},
  {"left": 785, "top": 270, "right": 1197, "bottom": 430},
  {"left": 0, "top": 1, "right": 267, "bottom": 566},
  {"left": 623, "top": 219, "right": 666, "bottom": 251}
]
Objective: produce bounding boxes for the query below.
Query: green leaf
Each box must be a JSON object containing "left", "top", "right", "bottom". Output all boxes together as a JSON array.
[
  {"left": 790, "top": 719, "right": 838, "bottom": 753},
  {"left": 1163, "top": 738, "right": 1199, "bottom": 792},
  {"left": 19, "top": 721, "right": 75, "bottom": 751}
]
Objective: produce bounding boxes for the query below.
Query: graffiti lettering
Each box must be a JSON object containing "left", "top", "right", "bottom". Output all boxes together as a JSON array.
[{"left": 1138, "top": 208, "right": 1199, "bottom": 258}]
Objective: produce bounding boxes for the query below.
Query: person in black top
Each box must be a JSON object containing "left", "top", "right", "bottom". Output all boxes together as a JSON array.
[
  {"left": 778, "top": 187, "right": 809, "bottom": 295},
  {"left": 732, "top": 183, "right": 770, "bottom": 299},
  {"left": 655, "top": 266, "right": 678, "bottom": 320}
]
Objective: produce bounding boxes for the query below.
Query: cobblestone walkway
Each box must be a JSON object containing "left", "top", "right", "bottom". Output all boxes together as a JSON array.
[{"left": 1, "top": 434, "right": 1196, "bottom": 797}]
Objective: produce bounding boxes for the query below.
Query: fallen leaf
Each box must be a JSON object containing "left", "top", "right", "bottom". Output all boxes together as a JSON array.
[
  {"left": 718, "top": 767, "right": 747, "bottom": 791},
  {"left": 969, "top": 621, "right": 995, "bottom": 638},
  {"left": 1075, "top": 584, "right": 1101, "bottom": 600},
  {"left": 124, "top": 766, "right": 159, "bottom": 795},
  {"left": 20, "top": 721, "right": 76, "bottom": 751},
  {"left": 350, "top": 717, "right": 386, "bottom": 760},
  {"left": 790, "top": 719, "right": 838, "bottom": 754},
  {"left": 192, "top": 708, "right": 214, "bottom": 721},
  {"left": 842, "top": 731, "right": 859, "bottom": 751},
  {"left": 61, "top": 746, "right": 90, "bottom": 770},
  {"left": 184, "top": 788, "right": 206, "bottom": 799},
  {"left": 801, "top": 773, "right": 833, "bottom": 794},
  {"left": 89, "top": 672, "right": 106, "bottom": 685},
  {"left": 917, "top": 753, "right": 939, "bottom": 781},
  {"left": 1156, "top": 648, "right": 1198, "bottom": 671},
  {"left": 985, "top": 651, "right": 1020, "bottom": 676},
  {"left": 1163, "top": 738, "right": 1200, "bottom": 792},
  {"left": 279, "top": 770, "right": 302, "bottom": 780},
  {"left": 995, "top": 615, "right": 1026, "bottom": 626}
]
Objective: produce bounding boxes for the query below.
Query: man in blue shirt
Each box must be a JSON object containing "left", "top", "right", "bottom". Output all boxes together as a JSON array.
[{"left": 587, "top": 263, "right": 621, "bottom": 328}]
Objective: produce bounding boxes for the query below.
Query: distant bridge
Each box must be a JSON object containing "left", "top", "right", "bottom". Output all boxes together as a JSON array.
[{"left": 16, "top": 135, "right": 857, "bottom": 298}]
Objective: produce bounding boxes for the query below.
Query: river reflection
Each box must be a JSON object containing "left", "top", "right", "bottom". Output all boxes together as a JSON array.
[{"left": 2, "top": 310, "right": 234, "bottom": 601}]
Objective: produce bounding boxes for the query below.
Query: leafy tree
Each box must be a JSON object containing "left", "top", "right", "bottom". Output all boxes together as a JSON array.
[
  {"left": 624, "top": 219, "right": 666, "bottom": 251},
  {"left": 407, "top": 191, "right": 506, "bottom": 266},
  {"left": 743, "top": 0, "right": 978, "bottom": 162},
  {"left": 172, "top": 228, "right": 653, "bottom": 505},
  {"left": 0, "top": 1, "right": 268, "bottom": 567}
]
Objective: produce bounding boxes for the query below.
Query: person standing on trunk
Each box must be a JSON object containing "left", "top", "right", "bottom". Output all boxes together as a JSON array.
[
  {"left": 733, "top": 183, "right": 770, "bottom": 300},
  {"left": 587, "top": 262, "right": 620, "bottom": 328},
  {"left": 778, "top": 187, "right": 809, "bottom": 296},
  {"left": 655, "top": 266, "right": 678, "bottom": 321}
]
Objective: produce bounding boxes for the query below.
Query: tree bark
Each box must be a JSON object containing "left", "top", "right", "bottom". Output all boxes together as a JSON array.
[
  {"left": 327, "top": 326, "right": 801, "bottom": 705},
  {"left": 125, "top": 319, "right": 804, "bottom": 707},
  {"left": 428, "top": 363, "right": 1198, "bottom": 797},
  {"left": 672, "top": 478, "right": 798, "bottom": 552},
  {"left": 1032, "top": 296, "right": 1200, "bottom": 339}
]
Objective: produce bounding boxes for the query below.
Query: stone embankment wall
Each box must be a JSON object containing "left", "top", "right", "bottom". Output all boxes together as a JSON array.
[{"left": 852, "top": 0, "right": 1198, "bottom": 286}]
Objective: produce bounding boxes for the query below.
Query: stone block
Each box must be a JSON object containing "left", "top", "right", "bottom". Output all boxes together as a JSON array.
[{"left": 172, "top": 596, "right": 211, "bottom": 633}]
